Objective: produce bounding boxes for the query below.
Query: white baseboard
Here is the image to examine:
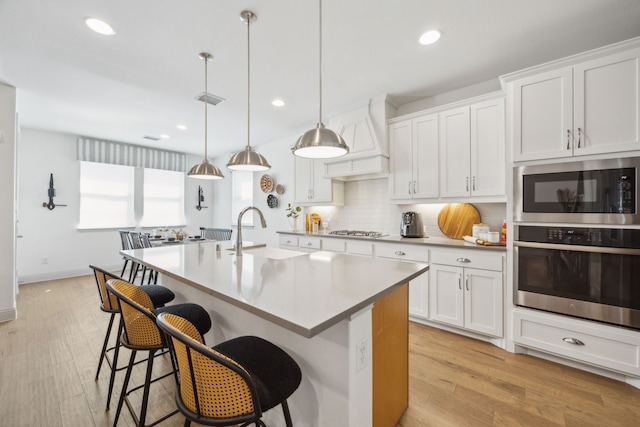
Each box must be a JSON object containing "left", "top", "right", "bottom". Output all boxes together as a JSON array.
[{"left": 18, "top": 264, "right": 122, "bottom": 285}]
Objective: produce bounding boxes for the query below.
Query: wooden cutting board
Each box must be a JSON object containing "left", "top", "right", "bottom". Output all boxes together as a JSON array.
[{"left": 437, "top": 203, "right": 481, "bottom": 239}]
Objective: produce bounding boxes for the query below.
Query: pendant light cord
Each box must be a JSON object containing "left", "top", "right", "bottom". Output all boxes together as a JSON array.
[
  {"left": 318, "top": 0, "right": 323, "bottom": 124},
  {"left": 204, "top": 55, "right": 209, "bottom": 160},
  {"left": 247, "top": 15, "right": 251, "bottom": 149}
]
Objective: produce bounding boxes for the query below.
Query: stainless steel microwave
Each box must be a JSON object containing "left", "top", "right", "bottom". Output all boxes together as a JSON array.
[{"left": 514, "top": 157, "right": 639, "bottom": 225}]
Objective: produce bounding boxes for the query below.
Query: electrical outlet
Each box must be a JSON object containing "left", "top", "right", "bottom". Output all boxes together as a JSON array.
[
  {"left": 42, "top": 256, "right": 48, "bottom": 264},
  {"left": 356, "top": 339, "right": 367, "bottom": 373}
]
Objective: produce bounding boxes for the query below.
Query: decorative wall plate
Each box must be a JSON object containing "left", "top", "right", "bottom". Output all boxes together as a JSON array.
[
  {"left": 260, "top": 174, "right": 274, "bottom": 193},
  {"left": 267, "top": 194, "right": 278, "bottom": 208},
  {"left": 276, "top": 184, "right": 285, "bottom": 194}
]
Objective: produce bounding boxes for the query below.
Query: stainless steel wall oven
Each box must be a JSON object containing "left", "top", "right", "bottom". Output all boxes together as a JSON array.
[{"left": 514, "top": 225, "right": 640, "bottom": 329}]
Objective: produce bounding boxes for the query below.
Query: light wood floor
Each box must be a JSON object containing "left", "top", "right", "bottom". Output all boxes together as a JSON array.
[{"left": 1, "top": 276, "right": 639, "bottom": 427}]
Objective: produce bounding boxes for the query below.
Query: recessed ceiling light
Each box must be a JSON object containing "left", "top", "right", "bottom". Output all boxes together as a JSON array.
[
  {"left": 419, "top": 30, "right": 441, "bottom": 45},
  {"left": 176, "top": 124, "right": 188, "bottom": 130},
  {"left": 272, "top": 99, "right": 285, "bottom": 107},
  {"left": 159, "top": 134, "right": 170, "bottom": 139},
  {"left": 85, "top": 18, "right": 115, "bottom": 36}
]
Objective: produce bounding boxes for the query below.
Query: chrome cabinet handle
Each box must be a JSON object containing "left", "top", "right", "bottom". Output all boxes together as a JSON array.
[
  {"left": 465, "top": 274, "right": 469, "bottom": 291},
  {"left": 408, "top": 181, "right": 411, "bottom": 195},
  {"left": 306, "top": 242, "right": 313, "bottom": 246},
  {"left": 472, "top": 176, "right": 476, "bottom": 191},
  {"left": 413, "top": 180, "right": 417, "bottom": 194},
  {"left": 458, "top": 273, "right": 462, "bottom": 290},
  {"left": 562, "top": 337, "right": 585, "bottom": 346},
  {"left": 466, "top": 177, "right": 469, "bottom": 191},
  {"left": 566, "top": 129, "right": 571, "bottom": 149},
  {"left": 394, "top": 250, "right": 406, "bottom": 256},
  {"left": 456, "top": 257, "right": 471, "bottom": 263},
  {"left": 577, "top": 127, "right": 582, "bottom": 148}
]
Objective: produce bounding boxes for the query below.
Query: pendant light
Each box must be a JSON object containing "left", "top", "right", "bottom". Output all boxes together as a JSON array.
[
  {"left": 188, "top": 52, "right": 224, "bottom": 179},
  {"left": 227, "top": 10, "right": 271, "bottom": 172},
  {"left": 292, "top": 0, "right": 349, "bottom": 159}
]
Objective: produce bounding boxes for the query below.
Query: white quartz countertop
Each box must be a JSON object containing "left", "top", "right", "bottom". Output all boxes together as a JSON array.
[
  {"left": 277, "top": 230, "right": 507, "bottom": 251},
  {"left": 121, "top": 241, "right": 428, "bottom": 338}
]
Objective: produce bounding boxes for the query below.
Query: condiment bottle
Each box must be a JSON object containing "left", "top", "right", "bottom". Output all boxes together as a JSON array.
[{"left": 501, "top": 220, "right": 507, "bottom": 243}]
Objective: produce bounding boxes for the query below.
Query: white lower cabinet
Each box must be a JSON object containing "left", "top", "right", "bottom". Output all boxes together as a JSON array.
[
  {"left": 513, "top": 308, "right": 640, "bottom": 376},
  {"left": 375, "top": 242, "right": 429, "bottom": 320},
  {"left": 429, "top": 249, "right": 504, "bottom": 337}
]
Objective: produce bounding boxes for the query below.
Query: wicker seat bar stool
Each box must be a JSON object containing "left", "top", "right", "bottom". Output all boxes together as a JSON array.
[
  {"left": 90, "top": 265, "right": 176, "bottom": 410},
  {"left": 106, "top": 279, "right": 211, "bottom": 427},
  {"left": 156, "top": 312, "right": 302, "bottom": 427}
]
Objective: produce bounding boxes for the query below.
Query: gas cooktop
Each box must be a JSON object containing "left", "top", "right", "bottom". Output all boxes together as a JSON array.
[{"left": 328, "top": 230, "right": 388, "bottom": 238}]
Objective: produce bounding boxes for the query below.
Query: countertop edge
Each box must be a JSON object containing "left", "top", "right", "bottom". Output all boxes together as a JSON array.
[{"left": 277, "top": 230, "right": 507, "bottom": 251}]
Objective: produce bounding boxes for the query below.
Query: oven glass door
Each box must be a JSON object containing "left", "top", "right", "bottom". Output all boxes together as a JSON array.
[
  {"left": 522, "top": 167, "right": 635, "bottom": 214},
  {"left": 517, "top": 246, "right": 640, "bottom": 310}
]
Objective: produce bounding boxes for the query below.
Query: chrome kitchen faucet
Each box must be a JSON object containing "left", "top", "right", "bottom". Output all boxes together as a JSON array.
[{"left": 236, "top": 206, "right": 267, "bottom": 256}]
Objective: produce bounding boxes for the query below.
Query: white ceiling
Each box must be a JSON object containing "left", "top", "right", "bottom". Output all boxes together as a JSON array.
[{"left": 2, "top": 0, "right": 640, "bottom": 158}]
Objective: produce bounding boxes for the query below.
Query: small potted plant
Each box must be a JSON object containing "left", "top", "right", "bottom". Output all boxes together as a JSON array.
[{"left": 286, "top": 203, "right": 302, "bottom": 231}]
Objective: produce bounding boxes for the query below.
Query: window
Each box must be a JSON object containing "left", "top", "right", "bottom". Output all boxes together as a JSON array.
[
  {"left": 141, "top": 168, "right": 185, "bottom": 226},
  {"left": 231, "top": 171, "right": 254, "bottom": 226},
  {"left": 78, "top": 161, "right": 135, "bottom": 229}
]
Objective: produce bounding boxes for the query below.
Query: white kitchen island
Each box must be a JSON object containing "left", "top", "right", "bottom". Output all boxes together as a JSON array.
[{"left": 121, "top": 241, "right": 428, "bottom": 427}]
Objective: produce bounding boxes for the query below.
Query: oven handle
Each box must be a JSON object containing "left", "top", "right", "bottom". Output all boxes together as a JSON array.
[{"left": 514, "top": 240, "right": 640, "bottom": 256}]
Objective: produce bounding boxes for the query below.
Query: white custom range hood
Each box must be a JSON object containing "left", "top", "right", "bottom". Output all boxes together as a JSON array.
[{"left": 323, "top": 95, "right": 394, "bottom": 181}]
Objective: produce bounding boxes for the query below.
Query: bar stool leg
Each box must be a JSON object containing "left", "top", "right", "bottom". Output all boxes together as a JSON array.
[
  {"left": 95, "top": 312, "right": 116, "bottom": 380},
  {"left": 113, "top": 350, "right": 137, "bottom": 427},
  {"left": 105, "top": 319, "right": 123, "bottom": 410}
]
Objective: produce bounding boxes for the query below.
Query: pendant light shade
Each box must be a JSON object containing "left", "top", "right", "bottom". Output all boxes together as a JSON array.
[
  {"left": 227, "top": 10, "right": 271, "bottom": 172},
  {"left": 292, "top": 0, "right": 349, "bottom": 159},
  {"left": 188, "top": 52, "right": 224, "bottom": 179}
]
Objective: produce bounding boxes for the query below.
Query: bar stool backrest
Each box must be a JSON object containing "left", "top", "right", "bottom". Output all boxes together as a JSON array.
[
  {"left": 156, "top": 313, "right": 261, "bottom": 423},
  {"left": 106, "top": 279, "right": 162, "bottom": 348},
  {"left": 90, "top": 265, "right": 122, "bottom": 312},
  {"left": 200, "top": 227, "right": 233, "bottom": 241}
]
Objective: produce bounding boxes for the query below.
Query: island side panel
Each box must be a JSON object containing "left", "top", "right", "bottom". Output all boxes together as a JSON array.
[
  {"left": 161, "top": 274, "right": 366, "bottom": 427},
  {"left": 373, "top": 283, "right": 409, "bottom": 427}
]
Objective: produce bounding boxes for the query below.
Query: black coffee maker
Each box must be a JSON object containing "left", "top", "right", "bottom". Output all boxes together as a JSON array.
[{"left": 400, "top": 211, "right": 424, "bottom": 238}]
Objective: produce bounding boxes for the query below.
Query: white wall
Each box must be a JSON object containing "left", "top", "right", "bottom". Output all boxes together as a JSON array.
[
  {"left": 0, "top": 83, "right": 17, "bottom": 321},
  {"left": 16, "top": 129, "right": 216, "bottom": 283}
]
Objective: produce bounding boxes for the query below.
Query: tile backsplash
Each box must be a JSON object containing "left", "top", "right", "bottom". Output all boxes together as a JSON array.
[{"left": 307, "top": 178, "right": 506, "bottom": 237}]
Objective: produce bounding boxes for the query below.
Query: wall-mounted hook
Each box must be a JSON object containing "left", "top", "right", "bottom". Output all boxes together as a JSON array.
[
  {"left": 43, "top": 173, "right": 67, "bottom": 210},
  {"left": 196, "top": 185, "right": 208, "bottom": 210}
]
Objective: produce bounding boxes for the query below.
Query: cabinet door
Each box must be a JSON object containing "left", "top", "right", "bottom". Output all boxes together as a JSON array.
[
  {"left": 428, "top": 264, "right": 464, "bottom": 328},
  {"left": 310, "top": 158, "right": 332, "bottom": 202},
  {"left": 294, "top": 156, "right": 311, "bottom": 203},
  {"left": 512, "top": 67, "right": 573, "bottom": 161},
  {"left": 470, "top": 98, "right": 505, "bottom": 197},
  {"left": 409, "top": 273, "right": 429, "bottom": 320},
  {"left": 464, "top": 268, "right": 503, "bottom": 337},
  {"left": 439, "top": 106, "right": 471, "bottom": 198},
  {"left": 574, "top": 49, "right": 640, "bottom": 156},
  {"left": 413, "top": 113, "right": 439, "bottom": 199},
  {"left": 388, "top": 120, "right": 414, "bottom": 199}
]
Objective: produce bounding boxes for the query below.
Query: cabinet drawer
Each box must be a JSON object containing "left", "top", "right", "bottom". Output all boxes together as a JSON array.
[
  {"left": 299, "top": 236, "right": 322, "bottom": 250},
  {"left": 279, "top": 235, "right": 299, "bottom": 248},
  {"left": 375, "top": 243, "right": 428, "bottom": 262},
  {"left": 431, "top": 248, "right": 503, "bottom": 271},
  {"left": 322, "top": 238, "right": 346, "bottom": 252},
  {"left": 346, "top": 241, "right": 374, "bottom": 256},
  {"left": 514, "top": 309, "right": 640, "bottom": 376}
]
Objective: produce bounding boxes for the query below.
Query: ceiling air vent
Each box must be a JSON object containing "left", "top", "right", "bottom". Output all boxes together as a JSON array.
[
  {"left": 143, "top": 135, "right": 160, "bottom": 141},
  {"left": 196, "top": 92, "right": 225, "bottom": 106}
]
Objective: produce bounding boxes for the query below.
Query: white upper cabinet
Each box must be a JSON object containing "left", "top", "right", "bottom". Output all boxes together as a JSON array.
[
  {"left": 510, "top": 47, "right": 640, "bottom": 161},
  {"left": 388, "top": 113, "right": 439, "bottom": 200},
  {"left": 294, "top": 157, "right": 344, "bottom": 206},
  {"left": 440, "top": 98, "right": 505, "bottom": 198}
]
